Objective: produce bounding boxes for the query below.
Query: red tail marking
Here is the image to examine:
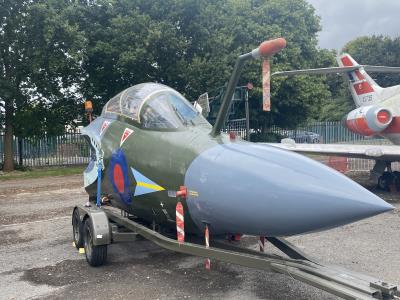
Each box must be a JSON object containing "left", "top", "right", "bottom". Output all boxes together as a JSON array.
[
  {"left": 353, "top": 82, "right": 374, "bottom": 95},
  {"left": 354, "top": 70, "right": 365, "bottom": 80},
  {"left": 341, "top": 56, "right": 374, "bottom": 94},
  {"left": 341, "top": 56, "right": 353, "bottom": 66},
  {"left": 341, "top": 56, "right": 369, "bottom": 85}
]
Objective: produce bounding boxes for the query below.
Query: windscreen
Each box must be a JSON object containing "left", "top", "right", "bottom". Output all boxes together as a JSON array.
[{"left": 140, "top": 91, "right": 198, "bottom": 129}]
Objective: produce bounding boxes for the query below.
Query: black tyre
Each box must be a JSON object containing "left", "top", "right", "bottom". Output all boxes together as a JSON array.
[
  {"left": 377, "top": 171, "right": 394, "bottom": 191},
  {"left": 393, "top": 171, "right": 400, "bottom": 191},
  {"left": 72, "top": 208, "right": 84, "bottom": 249},
  {"left": 83, "top": 218, "right": 107, "bottom": 267}
]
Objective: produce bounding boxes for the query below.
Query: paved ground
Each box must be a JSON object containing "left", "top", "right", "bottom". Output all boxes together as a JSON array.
[{"left": 0, "top": 173, "right": 399, "bottom": 300}]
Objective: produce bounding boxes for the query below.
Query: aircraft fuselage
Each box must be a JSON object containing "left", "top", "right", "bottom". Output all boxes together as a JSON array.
[{"left": 82, "top": 83, "right": 392, "bottom": 237}]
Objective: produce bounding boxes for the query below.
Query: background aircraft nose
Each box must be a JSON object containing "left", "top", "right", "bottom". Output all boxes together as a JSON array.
[{"left": 184, "top": 142, "right": 393, "bottom": 236}]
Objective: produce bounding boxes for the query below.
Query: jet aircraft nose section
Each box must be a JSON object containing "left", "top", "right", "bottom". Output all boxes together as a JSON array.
[{"left": 184, "top": 142, "right": 393, "bottom": 236}]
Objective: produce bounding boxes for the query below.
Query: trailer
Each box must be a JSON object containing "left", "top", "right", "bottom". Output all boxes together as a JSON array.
[{"left": 72, "top": 203, "right": 399, "bottom": 300}]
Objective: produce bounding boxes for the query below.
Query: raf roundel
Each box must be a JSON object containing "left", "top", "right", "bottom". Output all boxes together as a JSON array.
[{"left": 108, "top": 149, "right": 132, "bottom": 205}]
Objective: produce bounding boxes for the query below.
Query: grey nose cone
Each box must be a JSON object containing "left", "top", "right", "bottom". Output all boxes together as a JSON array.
[{"left": 184, "top": 142, "right": 393, "bottom": 236}]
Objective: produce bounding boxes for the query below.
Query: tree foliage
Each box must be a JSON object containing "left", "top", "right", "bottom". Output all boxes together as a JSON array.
[
  {"left": 0, "top": 0, "right": 86, "bottom": 170},
  {"left": 0, "top": 0, "right": 86, "bottom": 134}
]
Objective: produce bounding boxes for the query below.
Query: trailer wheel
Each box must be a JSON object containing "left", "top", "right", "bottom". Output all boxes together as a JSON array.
[
  {"left": 83, "top": 218, "right": 107, "bottom": 267},
  {"left": 72, "top": 208, "right": 84, "bottom": 249},
  {"left": 378, "top": 171, "right": 394, "bottom": 191},
  {"left": 393, "top": 171, "right": 400, "bottom": 191}
]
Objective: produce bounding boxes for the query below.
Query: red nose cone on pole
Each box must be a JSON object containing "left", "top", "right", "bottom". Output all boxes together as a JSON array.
[{"left": 259, "top": 38, "right": 286, "bottom": 58}]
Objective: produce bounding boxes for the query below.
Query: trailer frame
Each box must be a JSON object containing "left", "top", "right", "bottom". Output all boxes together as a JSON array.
[{"left": 73, "top": 204, "right": 399, "bottom": 300}]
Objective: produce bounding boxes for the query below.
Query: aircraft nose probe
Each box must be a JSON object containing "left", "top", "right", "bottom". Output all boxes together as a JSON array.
[{"left": 210, "top": 38, "right": 286, "bottom": 137}]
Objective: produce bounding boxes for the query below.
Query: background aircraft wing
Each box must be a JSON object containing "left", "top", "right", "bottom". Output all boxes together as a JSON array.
[
  {"left": 272, "top": 66, "right": 359, "bottom": 76},
  {"left": 272, "top": 65, "right": 400, "bottom": 77},
  {"left": 363, "top": 65, "right": 400, "bottom": 73},
  {"left": 265, "top": 141, "right": 400, "bottom": 161}
]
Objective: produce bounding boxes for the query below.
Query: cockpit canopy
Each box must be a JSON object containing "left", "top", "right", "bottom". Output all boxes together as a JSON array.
[{"left": 102, "top": 83, "right": 200, "bottom": 129}]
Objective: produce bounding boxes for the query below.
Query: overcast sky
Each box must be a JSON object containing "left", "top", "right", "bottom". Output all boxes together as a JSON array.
[{"left": 307, "top": 0, "right": 400, "bottom": 50}]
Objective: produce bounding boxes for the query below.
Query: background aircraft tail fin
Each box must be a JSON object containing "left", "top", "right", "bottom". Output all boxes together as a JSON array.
[
  {"left": 272, "top": 54, "right": 400, "bottom": 108},
  {"left": 337, "top": 53, "right": 382, "bottom": 107}
]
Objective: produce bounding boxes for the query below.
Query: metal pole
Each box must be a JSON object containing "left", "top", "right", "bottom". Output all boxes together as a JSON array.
[
  {"left": 210, "top": 53, "right": 253, "bottom": 137},
  {"left": 245, "top": 88, "right": 250, "bottom": 141},
  {"left": 210, "top": 38, "right": 286, "bottom": 137},
  {"left": 96, "top": 160, "right": 102, "bottom": 207},
  {"left": 18, "top": 138, "right": 23, "bottom": 166}
]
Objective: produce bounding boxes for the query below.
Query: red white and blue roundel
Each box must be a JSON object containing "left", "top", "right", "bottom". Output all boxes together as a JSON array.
[{"left": 108, "top": 149, "right": 132, "bottom": 205}]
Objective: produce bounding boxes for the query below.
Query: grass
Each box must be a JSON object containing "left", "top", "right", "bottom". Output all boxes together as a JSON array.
[{"left": 0, "top": 165, "right": 85, "bottom": 181}]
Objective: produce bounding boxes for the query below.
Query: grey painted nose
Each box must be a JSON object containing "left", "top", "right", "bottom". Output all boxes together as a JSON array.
[{"left": 184, "top": 142, "right": 393, "bottom": 236}]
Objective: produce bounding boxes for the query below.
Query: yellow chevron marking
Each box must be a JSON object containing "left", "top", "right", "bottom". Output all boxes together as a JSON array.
[
  {"left": 189, "top": 190, "right": 199, "bottom": 197},
  {"left": 137, "top": 181, "right": 165, "bottom": 191}
]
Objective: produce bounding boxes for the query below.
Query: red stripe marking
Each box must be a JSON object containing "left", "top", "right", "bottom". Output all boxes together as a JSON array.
[
  {"left": 205, "top": 258, "right": 211, "bottom": 270},
  {"left": 346, "top": 115, "right": 400, "bottom": 135},
  {"left": 328, "top": 157, "right": 348, "bottom": 173},
  {"left": 234, "top": 233, "right": 242, "bottom": 241},
  {"left": 382, "top": 116, "right": 400, "bottom": 134},
  {"left": 354, "top": 70, "right": 365, "bottom": 80},
  {"left": 355, "top": 118, "right": 375, "bottom": 135},
  {"left": 353, "top": 81, "right": 374, "bottom": 95},
  {"left": 205, "top": 225, "right": 211, "bottom": 270},
  {"left": 341, "top": 56, "right": 353, "bottom": 66},
  {"left": 259, "top": 236, "right": 265, "bottom": 252},
  {"left": 176, "top": 202, "right": 184, "bottom": 243},
  {"left": 346, "top": 118, "right": 375, "bottom": 136}
]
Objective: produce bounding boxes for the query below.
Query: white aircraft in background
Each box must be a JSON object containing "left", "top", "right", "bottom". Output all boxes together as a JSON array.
[{"left": 270, "top": 53, "right": 400, "bottom": 190}]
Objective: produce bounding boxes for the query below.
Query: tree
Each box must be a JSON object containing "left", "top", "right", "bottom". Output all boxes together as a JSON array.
[{"left": 0, "top": 0, "right": 85, "bottom": 171}]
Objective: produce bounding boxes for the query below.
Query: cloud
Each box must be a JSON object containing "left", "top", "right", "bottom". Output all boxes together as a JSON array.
[{"left": 307, "top": 0, "right": 400, "bottom": 50}]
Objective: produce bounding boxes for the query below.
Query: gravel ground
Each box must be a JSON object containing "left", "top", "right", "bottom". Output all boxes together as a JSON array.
[{"left": 0, "top": 172, "right": 399, "bottom": 300}]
